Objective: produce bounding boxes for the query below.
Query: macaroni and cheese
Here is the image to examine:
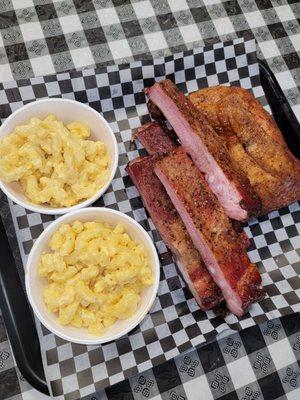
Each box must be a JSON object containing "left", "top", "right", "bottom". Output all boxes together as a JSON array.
[
  {"left": 38, "top": 220, "right": 153, "bottom": 334},
  {"left": 0, "top": 115, "right": 109, "bottom": 207}
]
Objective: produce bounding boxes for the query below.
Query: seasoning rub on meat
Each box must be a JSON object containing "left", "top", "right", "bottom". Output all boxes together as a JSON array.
[
  {"left": 155, "top": 147, "right": 265, "bottom": 316},
  {"left": 126, "top": 156, "right": 223, "bottom": 310},
  {"left": 146, "top": 79, "right": 261, "bottom": 221},
  {"left": 133, "top": 121, "right": 178, "bottom": 155},
  {"left": 135, "top": 121, "right": 251, "bottom": 250},
  {"left": 189, "top": 85, "right": 300, "bottom": 215}
]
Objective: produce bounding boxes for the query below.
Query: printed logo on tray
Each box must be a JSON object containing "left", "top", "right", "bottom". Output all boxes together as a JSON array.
[
  {"left": 293, "top": 335, "right": 300, "bottom": 352},
  {"left": 133, "top": 375, "right": 155, "bottom": 398},
  {"left": 242, "top": 386, "right": 261, "bottom": 400},
  {"left": 169, "top": 391, "right": 185, "bottom": 400},
  {"left": 253, "top": 353, "right": 271, "bottom": 374},
  {"left": 178, "top": 355, "right": 200, "bottom": 377},
  {"left": 282, "top": 367, "right": 300, "bottom": 388},
  {"left": 223, "top": 337, "right": 242, "bottom": 358},
  {"left": 263, "top": 320, "right": 281, "bottom": 340},
  {"left": 210, "top": 371, "right": 230, "bottom": 394}
]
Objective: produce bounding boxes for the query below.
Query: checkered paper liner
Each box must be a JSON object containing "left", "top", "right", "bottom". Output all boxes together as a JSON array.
[
  {"left": 96, "top": 314, "right": 300, "bottom": 400},
  {"left": 0, "top": 36, "right": 300, "bottom": 398},
  {"left": 0, "top": 0, "right": 299, "bottom": 123}
]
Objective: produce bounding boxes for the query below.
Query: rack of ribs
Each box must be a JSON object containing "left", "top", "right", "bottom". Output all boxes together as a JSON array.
[
  {"left": 146, "top": 79, "right": 261, "bottom": 221},
  {"left": 155, "top": 147, "right": 265, "bottom": 316},
  {"left": 126, "top": 156, "right": 223, "bottom": 310},
  {"left": 189, "top": 86, "right": 300, "bottom": 215}
]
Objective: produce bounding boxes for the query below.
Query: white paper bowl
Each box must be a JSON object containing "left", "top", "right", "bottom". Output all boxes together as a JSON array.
[
  {"left": 0, "top": 99, "right": 118, "bottom": 214},
  {"left": 25, "top": 207, "right": 160, "bottom": 345}
]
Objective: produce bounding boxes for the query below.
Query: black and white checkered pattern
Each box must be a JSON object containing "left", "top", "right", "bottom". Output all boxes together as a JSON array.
[
  {"left": 92, "top": 314, "right": 300, "bottom": 400},
  {"left": 2, "top": 191, "right": 300, "bottom": 400},
  {"left": 0, "top": 0, "right": 299, "bottom": 119},
  {"left": 0, "top": 37, "right": 300, "bottom": 398}
]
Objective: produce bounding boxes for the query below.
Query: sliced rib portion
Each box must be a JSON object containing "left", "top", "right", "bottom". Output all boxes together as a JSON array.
[
  {"left": 146, "top": 80, "right": 261, "bottom": 221},
  {"left": 126, "top": 156, "right": 223, "bottom": 310},
  {"left": 133, "top": 121, "right": 177, "bottom": 155},
  {"left": 155, "top": 147, "right": 265, "bottom": 316},
  {"left": 189, "top": 86, "right": 300, "bottom": 215},
  {"left": 134, "top": 121, "right": 250, "bottom": 249}
]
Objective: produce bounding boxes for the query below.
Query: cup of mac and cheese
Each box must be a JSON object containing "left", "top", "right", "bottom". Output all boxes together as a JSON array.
[
  {"left": 0, "top": 99, "right": 118, "bottom": 214},
  {"left": 25, "top": 207, "right": 160, "bottom": 345}
]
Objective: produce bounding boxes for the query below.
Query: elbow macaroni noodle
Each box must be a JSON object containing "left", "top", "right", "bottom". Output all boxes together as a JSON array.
[
  {"left": 0, "top": 115, "right": 109, "bottom": 207},
  {"left": 38, "top": 221, "right": 154, "bottom": 334}
]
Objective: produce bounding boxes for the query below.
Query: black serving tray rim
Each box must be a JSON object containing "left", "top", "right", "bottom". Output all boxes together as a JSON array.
[{"left": 0, "top": 210, "right": 49, "bottom": 395}]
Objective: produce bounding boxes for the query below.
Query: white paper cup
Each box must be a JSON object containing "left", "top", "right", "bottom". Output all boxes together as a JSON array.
[
  {"left": 0, "top": 99, "right": 118, "bottom": 214},
  {"left": 25, "top": 207, "right": 160, "bottom": 345}
]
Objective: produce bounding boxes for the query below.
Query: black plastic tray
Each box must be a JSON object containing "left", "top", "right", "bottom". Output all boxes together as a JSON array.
[
  {"left": 0, "top": 216, "right": 49, "bottom": 394},
  {"left": 259, "top": 59, "right": 300, "bottom": 158},
  {"left": 0, "top": 60, "right": 299, "bottom": 396}
]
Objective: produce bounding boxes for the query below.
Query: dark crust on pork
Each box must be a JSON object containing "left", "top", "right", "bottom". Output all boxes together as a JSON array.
[
  {"left": 237, "top": 262, "right": 266, "bottom": 312},
  {"left": 147, "top": 100, "right": 165, "bottom": 120},
  {"left": 126, "top": 156, "right": 223, "bottom": 310},
  {"left": 189, "top": 86, "right": 300, "bottom": 215},
  {"left": 155, "top": 147, "right": 265, "bottom": 314},
  {"left": 133, "top": 121, "right": 177, "bottom": 155},
  {"left": 231, "top": 221, "right": 251, "bottom": 249},
  {"left": 135, "top": 122, "right": 250, "bottom": 250},
  {"left": 146, "top": 80, "right": 262, "bottom": 219}
]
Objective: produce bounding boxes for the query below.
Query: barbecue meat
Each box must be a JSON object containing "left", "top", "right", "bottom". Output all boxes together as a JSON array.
[
  {"left": 147, "top": 100, "right": 164, "bottom": 121},
  {"left": 189, "top": 86, "right": 300, "bottom": 214},
  {"left": 126, "top": 156, "right": 223, "bottom": 310},
  {"left": 133, "top": 121, "right": 178, "bottom": 155},
  {"left": 146, "top": 80, "right": 261, "bottom": 221},
  {"left": 135, "top": 121, "right": 251, "bottom": 248},
  {"left": 155, "top": 147, "right": 265, "bottom": 316}
]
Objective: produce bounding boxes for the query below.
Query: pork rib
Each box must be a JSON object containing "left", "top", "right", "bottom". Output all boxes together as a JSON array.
[
  {"left": 146, "top": 80, "right": 261, "bottom": 221},
  {"left": 131, "top": 123, "right": 223, "bottom": 308},
  {"left": 155, "top": 147, "right": 265, "bottom": 316},
  {"left": 135, "top": 121, "right": 250, "bottom": 248},
  {"left": 126, "top": 156, "right": 223, "bottom": 310},
  {"left": 133, "top": 121, "right": 177, "bottom": 155}
]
